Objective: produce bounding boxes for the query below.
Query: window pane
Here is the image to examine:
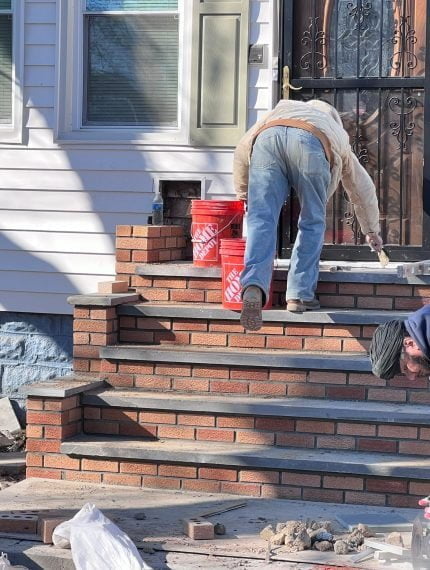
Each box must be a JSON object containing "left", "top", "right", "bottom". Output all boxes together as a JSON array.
[
  {"left": 85, "top": 14, "right": 179, "bottom": 126},
  {"left": 0, "top": 14, "right": 12, "bottom": 124},
  {"left": 86, "top": 0, "right": 178, "bottom": 11},
  {"left": 0, "top": 1, "right": 11, "bottom": 10}
]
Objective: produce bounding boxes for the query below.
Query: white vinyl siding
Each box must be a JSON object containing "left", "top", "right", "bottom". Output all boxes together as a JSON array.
[{"left": 0, "top": 0, "right": 275, "bottom": 314}]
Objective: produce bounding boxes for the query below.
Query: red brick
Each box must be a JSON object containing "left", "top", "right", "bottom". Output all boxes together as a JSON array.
[
  {"left": 191, "top": 333, "right": 227, "bottom": 346},
  {"left": 266, "top": 337, "right": 303, "bottom": 349},
  {"left": 74, "top": 319, "right": 112, "bottom": 333},
  {"left": 269, "top": 371, "right": 306, "bottom": 383},
  {"left": 317, "top": 436, "right": 355, "bottom": 450},
  {"left": 232, "top": 368, "right": 269, "bottom": 381},
  {"left": 119, "top": 423, "right": 157, "bottom": 438},
  {"left": 395, "top": 298, "right": 424, "bottom": 310},
  {"left": 26, "top": 425, "right": 44, "bottom": 438},
  {"left": 115, "top": 262, "right": 138, "bottom": 274},
  {"left": 276, "top": 433, "right": 315, "bottom": 448},
  {"left": 358, "top": 439, "right": 397, "bottom": 453},
  {"left": 132, "top": 225, "right": 161, "bottom": 237},
  {"left": 217, "top": 417, "right": 254, "bottom": 428},
  {"left": 143, "top": 476, "right": 181, "bottom": 490},
  {"left": 171, "top": 290, "right": 205, "bottom": 303},
  {"left": 44, "top": 397, "right": 79, "bottom": 412},
  {"left": 357, "top": 297, "right": 393, "bottom": 309},
  {"left": 221, "top": 482, "right": 261, "bottom": 496},
  {"left": 319, "top": 295, "right": 355, "bottom": 308},
  {"left": 296, "top": 420, "right": 334, "bottom": 434},
  {"left": 199, "top": 467, "right": 237, "bottom": 481},
  {"left": 188, "top": 278, "right": 221, "bottom": 290},
  {"left": 303, "top": 488, "right": 344, "bottom": 502},
  {"left": 308, "top": 371, "right": 346, "bottom": 384},
  {"left": 344, "top": 491, "right": 386, "bottom": 506},
  {"left": 27, "top": 398, "right": 44, "bottom": 410},
  {"left": 44, "top": 424, "right": 80, "bottom": 439},
  {"left": 44, "top": 455, "right": 80, "bottom": 470},
  {"left": 182, "top": 479, "right": 221, "bottom": 493},
  {"left": 378, "top": 425, "right": 418, "bottom": 439},
  {"left": 152, "top": 279, "right": 187, "bottom": 289},
  {"left": 249, "top": 382, "right": 286, "bottom": 396},
  {"left": 85, "top": 420, "right": 119, "bottom": 435},
  {"left": 74, "top": 332, "right": 90, "bottom": 344},
  {"left": 239, "top": 470, "right": 279, "bottom": 484},
  {"left": 100, "top": 360, "right": 118, "bottom": 373},
  {"left": 210, "top": 380, "right": 248, "bottom": 394},
  {"left": 102, "top": 409, "right": 138, "bottom": 422},
  {"left": 196, "top": 428, "right": 234, "bottom": 442},
  {"left": 193, "top": 366, "right": 229, "bottom": 379},
  {"left": 287, "top": 384, "right": 326, "bottom": 398},
  {"left": 326, "top": 386, "right": 366, "bottom": 400},
  {"left": 26, "top": 439, "right": 61, "bottom": 453},
  {"left": 116, "top": 224, "right": 133, "bottom": 236},
  {"left": 173, "top": 321, "right": 207, "bottom": 332},
  {"left": 27, "top": 411, "right": 65, "bottom": 426},
  {"left": 118, "top": 363, "right": 154, "bottom": 374},
  {"left": 120, "top": 462, "right": 158, "bottom": 475},
  {"left": 409, "top": 481, "right": 430, "bottom": 496},
  {"left": 64, "top": 471, "right": 102, "bottom": 483},
  {"left": 261, "top": 485, "right": 302, "bottom": 499},
  {"left": 366, "top": 478, "right": 407, "bottom": 493},
  {"left": 389, "top": 375, "right": 428, "bottom": 388},
  {"left": 255, "top": 418, "right": 294, "bottom": 431},
  {"left": 138, "top": 288, "right": 169, "bottom": 301},
  {"left": 205, "top": 291, "right": 222, "bottom": 303},
  {"left": 82, "top": 459, "right": 119, "bottom": 472},
  {"left": 304, "top": 338, "right": 342, "bottom": 351},
  {"left": 342, "top": 339, "right": 369, "bottom": 352},
  {"left": 209, "top": 322, "right": 244, "bottom": 334},
  {"left": 399, "top": 441, "right": 430, "bottom": 455},
  {"left": 236, "top": 431, "right": 275, "bottom": 445},
  {"left": 228, "top": 335, "right": 265, "bottom": 348},
  {"left": 178, "top": 414, "right": 215, "bottom": 427},
  {"left": 183, "top": 517, "right": 214, "bottom": 540},
  {"left": 26, "top": 468, "right": 62, "bottom": 480},
  {"left": 367, "top": 388, "right": 406, "bottom": 402},
  {"left": 74, "top": 307, "right": 90, "bottom": 319},
  {"left": 324, "top": 475, "right": 363, "bottom": 490},
  {"left": 26, "top": 453, "right": 43, "bottom": 467},
  {"left": 103, "top": 473, "right": 142, "bottom": 487},
  {"left": 173, "top": 378, "right": 209, "bottom": 391},
  {"left": 349, "top": 373, "right": 385, "bottom": 386},
  {"left": 157, "top": 426, "right": 195, "bottom": 439},
  {"left": 119, "top": 330, "right": 154, "bottom": 343},
  {"left": 90, "top": 308, "right": 116, "bottom": 320},
  {"left": 84, "top": 407, "right": 101, "bottom": 420},
  {"left": 116, "top": 249, "right": 131, "bottom": 262},
  {"left": 156, "top": 364, "right": 191, "bottom": 376},
  {"left": 377, "top": 284, "right": 412, "bottom": 296},
  {"left": 387, "top": 494, "right": 422, "bottom": 508},
  {"left": 337, "top": 423, "right": 376, "bottom": 436},
  {"left": 139, "top": 412, "right": 176, "bottom": 424},
  {"left": 339, "top": 283, "right": 374, "bottom": 295},
  {"left": 103, "top": 374, "right": 134, "bottom": 388},
  {"left": 158, "top": 465, "right": 197, "bottom": 478},
  {"left": 286, "top": 325, "right": 322, "bottom": 336},
  {"left": 324, "top": 325, "right": 361, "bottom": 338},
  {"left": 282, "top": 472, "right": 321, "bottom": 487},
  {"left": 73, "top": 359, "right": 90, "bottom": 372}
]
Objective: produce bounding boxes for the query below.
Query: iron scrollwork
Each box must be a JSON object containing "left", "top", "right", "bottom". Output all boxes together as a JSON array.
[
  {"left": 388, "top": 95, "right": 417, "bottom": 151},
  {"left": 300, "top": 17, "right": 327, "bottom": 72},
  {"left": 391, "top": 15, "right": 418, "bottom": 73}
]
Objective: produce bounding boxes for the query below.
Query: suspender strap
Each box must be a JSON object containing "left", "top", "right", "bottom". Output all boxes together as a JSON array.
[{"left": 252, "top": 118, "right": 334, "bottom": 168}]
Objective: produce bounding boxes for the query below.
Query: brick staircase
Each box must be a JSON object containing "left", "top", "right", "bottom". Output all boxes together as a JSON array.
[{"left": 25, "top": 224, "right": 430, "bottom": 508}]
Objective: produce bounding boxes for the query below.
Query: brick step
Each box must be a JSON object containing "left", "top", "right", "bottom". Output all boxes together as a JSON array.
[
  {"left": 81, "top": 389, "right": 430, "bottom": 456},
  {"left": 118, "top": 303, "right": 410, "bottom": 353},
  {"left": 55, "top": 434, "right": 430, "bottom": 507},
  {"left": 131, "top": 262, "right": 430, "bottom": 311},
  {"left": 98, "top": 344, "right": 427, "bottom": 403}
]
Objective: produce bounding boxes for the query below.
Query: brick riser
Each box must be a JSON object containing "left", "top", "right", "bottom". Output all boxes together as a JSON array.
[
  {"left": 25, "top": 456, "right": 429, "bottom": 509},
  {"left": 128, "top": 275, "right": 430, "bottom": 311},
  {"left": 83, "top": 361, "right": 428, "bottom": 404},
  {"left": 82, "top": 406, "right": 430, "bottom": 456}
]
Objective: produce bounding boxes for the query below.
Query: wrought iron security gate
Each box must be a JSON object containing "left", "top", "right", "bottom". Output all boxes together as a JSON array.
[{"left": 279, "top": 0, "right": 430, "bottom": 261}]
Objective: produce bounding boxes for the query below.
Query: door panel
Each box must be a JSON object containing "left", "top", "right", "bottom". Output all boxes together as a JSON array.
[{"left": 280, "top": 0, "right": 429, "bottom": 260}]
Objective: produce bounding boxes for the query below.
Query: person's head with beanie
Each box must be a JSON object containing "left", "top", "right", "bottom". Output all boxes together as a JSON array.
[{"left": 370, "top": 305, "right": 430, "bottom": 380}]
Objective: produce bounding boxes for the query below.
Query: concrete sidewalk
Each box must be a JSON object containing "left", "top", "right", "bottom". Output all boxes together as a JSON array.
[{"left": 0, "top": 478, "right": 420, "bottom": 569}]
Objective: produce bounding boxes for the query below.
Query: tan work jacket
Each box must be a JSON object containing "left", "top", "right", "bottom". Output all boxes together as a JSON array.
[{"left": 233, "top": 99, "right": 381, "bottom": 235}]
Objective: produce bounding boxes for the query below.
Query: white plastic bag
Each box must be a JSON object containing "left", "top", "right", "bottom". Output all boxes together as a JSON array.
[
  {"left": 0, "top": 553, "right": 11, "bottom": 569},
  {"left": 53, "top": 503, "right": 152, "bottom": 570}
]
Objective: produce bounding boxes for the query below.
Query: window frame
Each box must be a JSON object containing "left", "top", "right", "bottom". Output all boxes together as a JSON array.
[
  {"left": 0, "top": 0, "right": 24, "bottom": 144},
  {"left": 56, "top": 0, "right": 190, "bottom": 144}
]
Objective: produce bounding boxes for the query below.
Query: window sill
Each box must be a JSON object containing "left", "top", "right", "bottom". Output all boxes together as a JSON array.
[{"left": 55, "top": 128, "right": 189, "bottom": 146}]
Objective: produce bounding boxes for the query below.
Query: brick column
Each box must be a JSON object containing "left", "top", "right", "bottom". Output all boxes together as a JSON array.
[{"left": 115, "top": 225, "right": 186, "bottom": 286}]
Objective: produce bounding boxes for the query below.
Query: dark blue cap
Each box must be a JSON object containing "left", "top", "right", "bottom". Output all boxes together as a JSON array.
[{"left": 404, "top": 305, "right": 430, "bottom": 358}]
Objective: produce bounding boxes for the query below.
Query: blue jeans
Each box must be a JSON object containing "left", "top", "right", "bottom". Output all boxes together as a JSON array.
[{"left": 240, "top": 127, "right": 331, "bottom": 302}]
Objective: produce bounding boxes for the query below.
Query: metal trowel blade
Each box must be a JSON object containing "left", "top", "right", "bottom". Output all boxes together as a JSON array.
[{"left": 378, "top": 248, "right": 390, "bottom": 267}]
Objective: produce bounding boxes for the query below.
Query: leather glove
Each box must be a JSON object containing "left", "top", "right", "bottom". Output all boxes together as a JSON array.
[{"left": 365, "top": 232, "right": 384, "bottom": 252}]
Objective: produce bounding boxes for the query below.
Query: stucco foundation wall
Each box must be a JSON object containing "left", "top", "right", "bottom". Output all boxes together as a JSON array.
[{"left": 0, "top": 312, "right": 73, "bottom": 404}]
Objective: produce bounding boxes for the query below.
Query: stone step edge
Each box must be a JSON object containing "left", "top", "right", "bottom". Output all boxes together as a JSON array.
[
  {"left": 23, "top": 375, "right": 105, "bottom": 398},
  {"left": 100, "top": 345, "right": 370, "bottom": 372},
  {"left": 119, "top": 303, "right": 409, "bottom": 325},
  {"left": 135, "top": 262, "right": 430, "bottom": 285},
  {"left": 82, "top": 390, "right": 430, "bottom": 426},
  {"left": 68, "top": 292, "right": 140, "bottom": 307},
  {"left": 61, "top": 435, "right": 430, "bottom": 480},
  {"left": 0, "top": 452, "right": 26, "bottom": 476}
]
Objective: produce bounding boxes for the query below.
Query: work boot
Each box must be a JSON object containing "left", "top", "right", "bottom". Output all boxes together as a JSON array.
[
  {"left": 240, "top": 286, "right": 263, "bottom": 331},
  {"left": 286, "top": 298, "right": 320, "bottom": 313}
]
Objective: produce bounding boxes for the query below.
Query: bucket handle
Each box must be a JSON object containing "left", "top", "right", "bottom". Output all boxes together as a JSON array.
[{"left": 191, "top": 212, "right": 242, "bottom": 244}]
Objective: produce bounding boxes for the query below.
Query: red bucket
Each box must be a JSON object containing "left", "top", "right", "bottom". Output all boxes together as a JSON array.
[
  {"left": 191, "top": 200, "right": 244, "bottom": 267},
  {"left": 220, "top": 238, "right": 273, "bottom": 310}
]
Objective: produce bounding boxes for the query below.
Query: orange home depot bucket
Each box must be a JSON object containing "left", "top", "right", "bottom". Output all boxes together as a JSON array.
[
  {"left": 191, "top": 200, "right": 244, "bottom": 267},
  {"left": 220, "top": 238, "right": 273, "bottom": 310}
]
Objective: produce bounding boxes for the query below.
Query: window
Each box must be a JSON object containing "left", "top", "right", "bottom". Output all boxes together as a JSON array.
[
  {"left": 84, "top": 0, "right": 180, "bottom": 127},
  {"left": 0, "top": 0, "right": 23, "bottom": 143}
]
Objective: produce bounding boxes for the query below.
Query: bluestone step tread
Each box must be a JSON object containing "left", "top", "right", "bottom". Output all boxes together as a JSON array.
[
  {"left": 67, "top": 292, "right": 139, "bottom": 306},
  {"left": 82, "top": 390, "right": 430, "bottom": 425},
  {"left": 135, "top": 261, "right": 430, "bottom": 285},
  {"left": 100, "top": 344, "right": 371, "bottom": 372},
  {"left": 0, "top": 452, "right": 26, "bottom": 475},
  {"left": 61, "top": 435, "right": 430, "bottom": 479}
]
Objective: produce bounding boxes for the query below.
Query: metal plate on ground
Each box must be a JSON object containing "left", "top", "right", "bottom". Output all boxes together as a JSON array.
[{"left": 336, "top": 512, "right": 412, "bottom": 532}]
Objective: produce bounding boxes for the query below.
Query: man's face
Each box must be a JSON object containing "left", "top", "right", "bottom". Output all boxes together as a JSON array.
[{"left": 400, "top": 337, "right": 430, "bottom": 380}]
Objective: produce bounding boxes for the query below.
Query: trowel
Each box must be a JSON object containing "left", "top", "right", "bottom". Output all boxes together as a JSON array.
[{"left": 377, "top": 247, "right": 390, "bottom": 267}]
